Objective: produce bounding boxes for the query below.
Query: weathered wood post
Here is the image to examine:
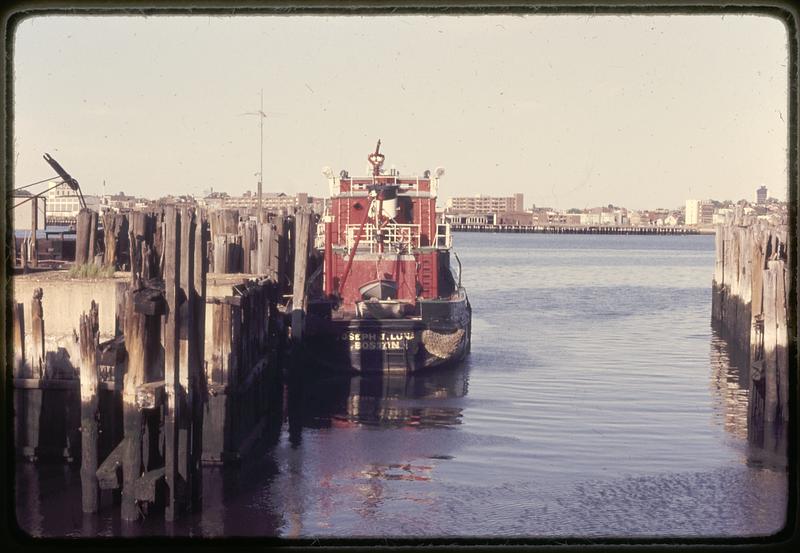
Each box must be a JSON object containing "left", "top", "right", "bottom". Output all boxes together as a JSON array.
[
  {"left": 75, "top": 208, "right": 93, "bottom": 265},
  {"left": 241, "top": 220, "right": 254, "bottom": 274},
  {"left": 128, "top": 230, "right": 138, "bottom": 278},
  {"left": 102, "top": 212, "right": 114, "bottom": 267},
  {"left": 214, "top": 234, "right": 229, "bottom": 274},
  {"left": 256, "top": 221, "right": 272, "bottom": 277},
  {"left": 121, "top": 280, "right": 147, "bottom": 521},
  {"left": 31, "top": 288, "right": 45, "bottom": 379},
  {"left": 128, "top": 211, "right": 147, "bottom": 274},
  {"left": 291, "top": 211, "right": 311, "bottom": 342},
  {"left": 775, "top": 259, "right": 788, "bottom": 422},
  {"left": 191, "top": 211, "right": 207, "bottom": 510},
  {"left": 79, "top": 301, "right": 100, "bottom": 513},
  {"left": 278, "top": 215, "right": 289, "bottom": 293},
  {"left": 102, "top": 211, "right": 128, "bottom": 268},
  {"left": 88, "top": 210, "right": 99, "bottom": 265},
  {"left": 13, "top": 303, "right": 25, "bottom": 378},
  {"left": 30, "top": 197, "right": 39, "bottom": 268},
  {"left": 163, "top": 206, "right": 184, "bottom": 521},
  {"left": 762, "top": 260, "right": 779, "bottom": 423},
  {"left": 176, "top": 207, "right": 195, "bottom": 517}
]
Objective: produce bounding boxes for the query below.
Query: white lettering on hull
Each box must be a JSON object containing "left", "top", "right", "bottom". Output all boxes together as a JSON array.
[{"left": 340, "top": 331, "right": 415, "bottom": 351}]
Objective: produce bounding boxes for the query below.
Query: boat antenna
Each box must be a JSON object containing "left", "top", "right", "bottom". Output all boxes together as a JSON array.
[{"left": 367, "top": 139, "right": 385, "bottom": 176}]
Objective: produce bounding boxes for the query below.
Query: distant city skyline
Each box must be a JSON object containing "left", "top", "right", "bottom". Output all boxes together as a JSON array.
[{"left": 13, "top": 13, "right": 789, "bottom": 210}]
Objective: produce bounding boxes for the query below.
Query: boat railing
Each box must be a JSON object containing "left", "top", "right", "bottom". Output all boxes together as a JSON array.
[
  {"left": 345, "top": 223, "right": 421, "bottom": 253},
  {"left": 315, "top": 221, "right": 327, "bottom": 250},
  {"left": 339, "top": 177, "right": 425, "bottom": 193},
  {"left": 434, "top": 223, "right": 452, "bottom": 249}
]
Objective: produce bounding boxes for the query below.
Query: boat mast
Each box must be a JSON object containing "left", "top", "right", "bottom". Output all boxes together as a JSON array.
[
  {"left": 338, "top": 140, "right": 383, "bottom": 296},
  {"left": 368, "top": 139, "right": 384, "bottom": 177},
  {"left": 368, "top": 140, "right": 386, "bottom": 254}
]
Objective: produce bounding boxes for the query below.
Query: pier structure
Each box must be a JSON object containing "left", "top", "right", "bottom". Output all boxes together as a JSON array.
[
  {"left": 449, "top": 223, "right": 705, "bottom": 235},
  {"left": 711, "top": 211, "right": 791, "bottom": 459},
  {"left": 11, "top": 205, "right": 318, "bottom": 523}
]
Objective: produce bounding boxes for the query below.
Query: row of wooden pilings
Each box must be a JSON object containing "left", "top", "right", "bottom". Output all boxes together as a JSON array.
[
  {"left": 69, "top": 206, "right": 292, "bottom": 275},
  {"left": 12, "top": 205, "right": 319, "bottom": 524},
  {"left": 711, "top": 213, "right": 791, "bottom": 454}
]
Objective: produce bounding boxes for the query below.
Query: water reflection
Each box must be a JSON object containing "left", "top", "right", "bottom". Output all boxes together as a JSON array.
[
  {"left": 709, "top": 327, "right": 750, "bottom": 441},
  {"left": 709, "top": 324, "right": 787, "bottom": 469},
  {"left": 289, "top": 363, "right": 469, "bottom": 432},
  {"left": 278, "top": 362, "right": 470, "bottom": 535}
]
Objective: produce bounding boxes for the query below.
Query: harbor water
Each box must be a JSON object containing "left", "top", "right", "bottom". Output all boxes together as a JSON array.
[{"left": 15, "top": 233, "right": 787, "bottom": 538}]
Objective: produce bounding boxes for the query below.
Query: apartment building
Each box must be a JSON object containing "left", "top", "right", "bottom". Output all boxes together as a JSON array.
[{"left": 446, "top": 193, "right": 524, "bottom": 213}]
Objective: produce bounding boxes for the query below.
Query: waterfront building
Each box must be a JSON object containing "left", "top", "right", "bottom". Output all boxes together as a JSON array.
[
  {"left": 498, "top": 211, "right": 534, "bottom": 226},
  {"left": 756, "top": 185, "right": 768, "bottom": 205},
  {"left": 531, "top": 208, "right": 569, "bottom": 225},
  {"left": 685, "top": 199, "right": 714, "bottom": 226},
  {"left": 699, "top": 202, "right": 715, "bottom": 225},
  {"left": 154, "top": 195, "right": 197, "bottom": 208},
  {"left": 100, "top": 192, "right": 145, "bottom": 213},
  {"left": 446, "top": 193, "right": 524, "bottom": 213},
  {"left": 685, "top": 199, "right": 700, "bottom": 225},
  {"left": 579, "top": 207, "right": 626, "bottom": 226},
  {"left": 444, "top": 212, "right": 497, "bottom": 225},
  {"left": 45, "top": 182, "right": 100, "bottom": 224},
  {"left": 199, "top": 190, "right": 319, "bottom": 213}
]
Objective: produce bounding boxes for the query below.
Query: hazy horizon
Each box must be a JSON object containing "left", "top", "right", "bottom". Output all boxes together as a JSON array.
[{"left": 13, "top": 13, "right": 789, "bottom": 210}]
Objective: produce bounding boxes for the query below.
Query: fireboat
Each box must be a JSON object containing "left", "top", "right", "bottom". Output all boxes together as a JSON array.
[{"left": 303, "top": 140, "right": 471, "bottom": 373}]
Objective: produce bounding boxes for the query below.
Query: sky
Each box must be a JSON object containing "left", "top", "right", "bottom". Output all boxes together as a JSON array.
[{"left": 12, "top": 13, "right": 789, "bottom": 211}]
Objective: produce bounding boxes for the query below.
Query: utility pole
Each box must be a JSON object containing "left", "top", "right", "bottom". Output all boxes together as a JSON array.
[
  {"left": 258, "top": 89, "right": 263, "bottom": 214},
  {"left": 240, "top": 90, "right": 281, "bottom": 221}
]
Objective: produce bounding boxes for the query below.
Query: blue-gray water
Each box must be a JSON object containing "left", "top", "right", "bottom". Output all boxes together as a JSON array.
[{"left": 15, "top": 233, "right": 787, "bottom": 538}]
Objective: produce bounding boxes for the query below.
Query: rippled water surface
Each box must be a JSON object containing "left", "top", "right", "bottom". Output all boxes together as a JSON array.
[{"left": 16, "top": 233, "right": 787, "bottom": 538}]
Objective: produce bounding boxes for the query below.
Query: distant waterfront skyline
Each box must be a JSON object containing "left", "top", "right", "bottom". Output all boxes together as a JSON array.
[{"left": 13, "top": 13, "right": 789, "bottom": 211}]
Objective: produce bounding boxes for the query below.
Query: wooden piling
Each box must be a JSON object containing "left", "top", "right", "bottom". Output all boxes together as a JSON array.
[
  {"left": 128, "top": 211, "right": 148, "bottom": 274},
  {"left": 291, "top": 212, "right": 311, "bottom": 342},
  {"left": 274, "top": 215, "right": 287, "bottom": 292},
  {"left": 79, "top": 301, "right": 100, "bottom": 513},
  {"left": 762, "top": 261, "right": 778, "bottom": 422},
  {"left": 177, "top": 208, "right": 195, "bottom": 515},
  {"left": 75, "top": 208, "right": 93, "bottom": 265},
  {"left": 31, "top": 288, "right": 45, "bottom": 379},
  {"left": 121, "top": 285, "right": 147, "bottom": 521},
  {"left": 13, "top": 303, "right": 25, "bottom": 378},
  {"left": 102, "top": 212, "right": 128, "bottom": 268},
  {"left": 212, "top": 235, "right": 227, "bottom": 274},
  {"left": 163, "top": 206, "right": 183, "bottom": 521},
  {"left": 255, "top": 222, "right": 273, "bottom": 278},
  {"left": 88, "top": 211, "right": 99, "bottom": 265},
  {"left": 191, "top": 211, "right": 207, "bottom": 510},
  {"left": 241, "top": 220, "right": 257, "bottom": 274},
  {"left": 774, "top": 259, "right": 788, "bottom": 422},
  {"left": 210, "top": 303, "right": 227, "bottom": 385},
  {"left": 712, "top": 217, "right": 789, "bottom": 451}
]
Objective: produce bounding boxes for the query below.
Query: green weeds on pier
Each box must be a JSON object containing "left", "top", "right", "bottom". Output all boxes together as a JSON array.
[{"left": 68, "top": 263, "right": 116, "bottom": 279}]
